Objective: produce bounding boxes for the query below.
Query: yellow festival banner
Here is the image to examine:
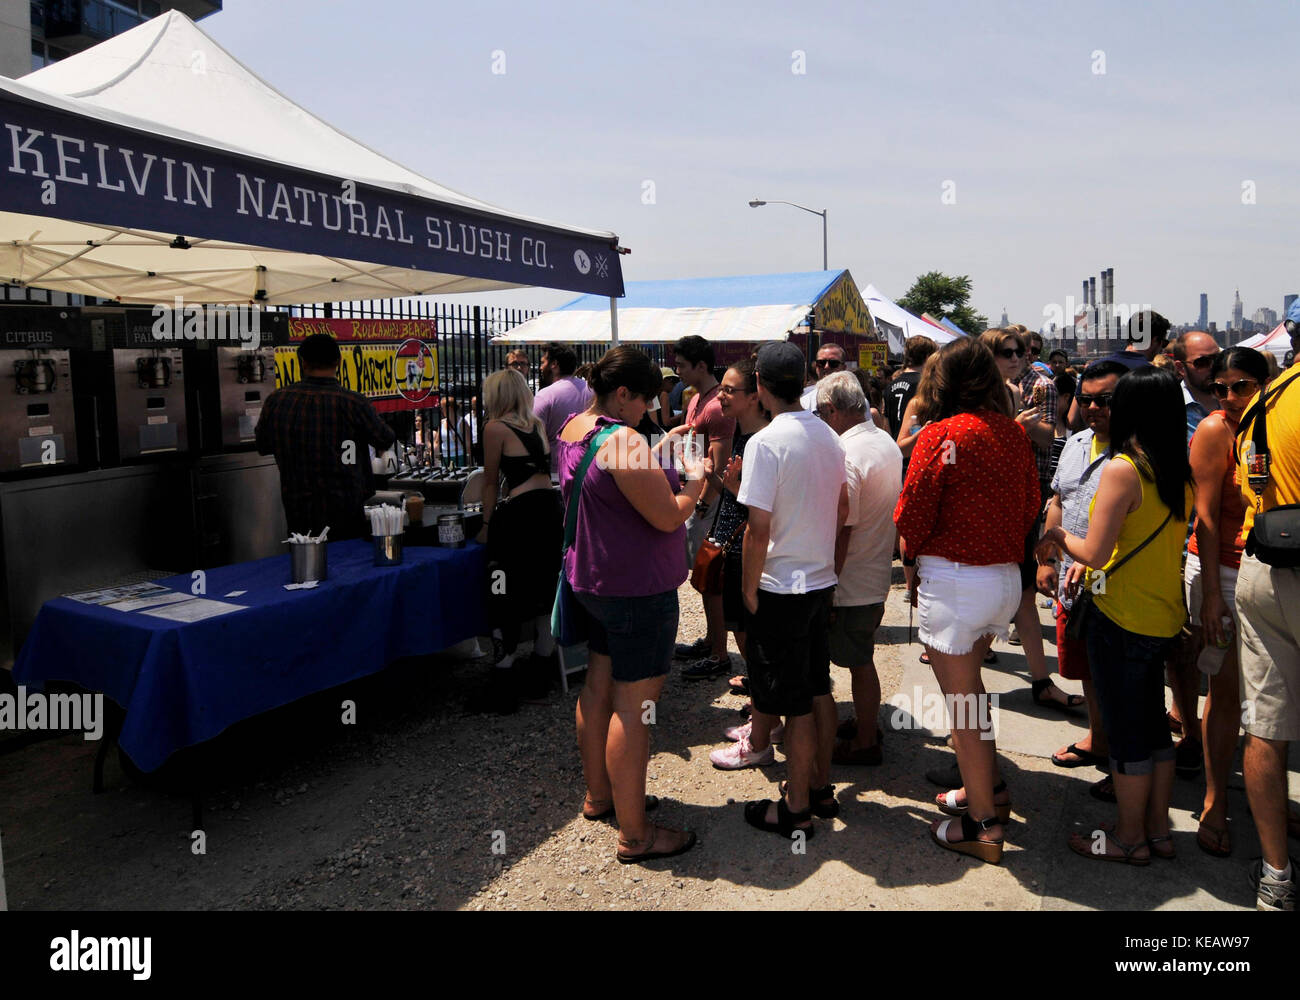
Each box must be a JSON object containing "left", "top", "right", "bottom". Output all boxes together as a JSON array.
[
  {"left": 814, "top": 274, "right": 875, "bottom": 337},
  {"left": 277, "top": 319, "right": 439, "bottom": 412},
  {"left": 858, "top": 343, "right": 889, "bottom": 374}
]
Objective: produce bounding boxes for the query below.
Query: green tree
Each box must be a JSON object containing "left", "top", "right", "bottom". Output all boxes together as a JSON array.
[{"left": 896, "top": 272, "right": 988, "bottom": 336}]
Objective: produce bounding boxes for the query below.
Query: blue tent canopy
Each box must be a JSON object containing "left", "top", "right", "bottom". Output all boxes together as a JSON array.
[{"left": 557, "top": 271, "right": 842, "bottom": 312}]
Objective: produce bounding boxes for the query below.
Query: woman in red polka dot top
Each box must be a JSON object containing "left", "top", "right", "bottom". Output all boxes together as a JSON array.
[{"left": 893, "top": 337, "right": 1041, "bottom": 864}]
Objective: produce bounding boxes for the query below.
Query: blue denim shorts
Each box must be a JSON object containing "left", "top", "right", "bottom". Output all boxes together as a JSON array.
[{"left": 574, "top": 589, "right": 678, "bottom": 683}]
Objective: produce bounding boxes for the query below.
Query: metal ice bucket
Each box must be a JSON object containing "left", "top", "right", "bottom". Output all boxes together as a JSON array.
[{"left": 289, "top": 541, "right": 328, "bottom": 583}]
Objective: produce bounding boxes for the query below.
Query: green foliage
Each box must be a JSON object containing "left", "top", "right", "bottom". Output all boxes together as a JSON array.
[{"left": 896, "top": 272, "right": 988, "bottom": 336}]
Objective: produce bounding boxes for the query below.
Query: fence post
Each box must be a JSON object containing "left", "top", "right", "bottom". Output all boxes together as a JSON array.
[{"left": 472, "top": 306, "right": 484, "bottom": 464}]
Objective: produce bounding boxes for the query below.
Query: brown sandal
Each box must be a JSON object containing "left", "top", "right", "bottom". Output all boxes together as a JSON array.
[
  {"left": 1196, "top": 823, "right": 1231, "bottom": 857},
  {"left": 616, "top": 823, "right": 697, "bottom": 864},
  {"left": 1068, "top": 828, "right": 1150, "bottom": 866}
]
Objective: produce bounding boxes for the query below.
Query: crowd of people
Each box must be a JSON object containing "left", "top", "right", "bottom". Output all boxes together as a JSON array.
[{"left": 457, "top": 311, "right": 1300, "bottom": 908}]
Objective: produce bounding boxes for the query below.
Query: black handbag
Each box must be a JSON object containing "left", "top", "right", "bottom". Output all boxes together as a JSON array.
[
  {"left": 1240, "top": 370, "right": 1300, "bottom": 568},
  {"left": 1064, "top": 510, "right": 1174, "bottom": 641}
]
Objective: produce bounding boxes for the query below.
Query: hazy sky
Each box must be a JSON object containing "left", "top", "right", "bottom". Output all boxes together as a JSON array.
[{"left": 204, "top": 0, "right": 1300, "bottom": 329}]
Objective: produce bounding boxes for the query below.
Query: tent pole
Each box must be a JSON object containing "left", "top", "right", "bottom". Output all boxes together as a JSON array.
[{"left": 609, "top": 296, "right": 620, "bottom": 348}]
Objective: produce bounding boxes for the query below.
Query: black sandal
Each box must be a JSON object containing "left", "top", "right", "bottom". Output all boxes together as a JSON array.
[
  {"left": 729, "top": 676, "right": 750, "bottom": 696},
  {"left": 1052, "top": 743, "right": 1107, "bottom": 769},
  {"left": 780, "top": 781, "right": 838, "bottom": 819},
  {"left": 743, "top": 796, "right": 815, "bottom": 839},
  {"left": 583, "top": 794, "right": 660, "bottom": 821},
  {"left": 1031, "top": 677, "right": 1084, "bottom": 714}
]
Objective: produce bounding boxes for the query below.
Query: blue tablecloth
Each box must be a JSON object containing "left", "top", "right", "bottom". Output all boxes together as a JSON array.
[{"left": 13, "top": 540, "right": 487, "bottom": 772}]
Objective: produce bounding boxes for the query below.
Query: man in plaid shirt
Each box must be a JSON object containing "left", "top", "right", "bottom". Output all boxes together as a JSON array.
[
  {"left": 257, "top": 334, "right": 396, "bottom": 540},
  {"left": 1014, "top": 345, "right": 1059, "bottom": 499}
]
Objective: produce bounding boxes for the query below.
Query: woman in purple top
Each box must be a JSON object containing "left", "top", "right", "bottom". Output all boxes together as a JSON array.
[{"left": 559, "top": 346, "right": 711, "bottom": 864}]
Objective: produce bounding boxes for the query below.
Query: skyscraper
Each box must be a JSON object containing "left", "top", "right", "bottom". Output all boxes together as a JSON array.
[
  {"left": 1198, "top": 293, "right": 1208, "bottom": 329},
  {"left": 4, "top": 3, "right": 222, "bottom": 80},
  {"left": 1232, "top": 289, "right": 1244, "bottom": 331}
]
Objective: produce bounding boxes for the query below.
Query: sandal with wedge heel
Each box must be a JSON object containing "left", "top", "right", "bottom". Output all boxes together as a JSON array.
[
  {"left": 936, "top": 781, "right": 1012, "bottom": 824},
  {"left": 930, "top": 812, "right": 1004, "bottom": 864},
  {"left": 743, "top": 796, "right": 815, "bottom": 839}
]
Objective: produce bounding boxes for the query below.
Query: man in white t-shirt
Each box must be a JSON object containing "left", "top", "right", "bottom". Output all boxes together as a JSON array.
[
  {"left": 737, "top": 341, "right": 848, "bottom": 839},
  {"left": 815, "top": 372, "right": 903, "bottom": 766}
]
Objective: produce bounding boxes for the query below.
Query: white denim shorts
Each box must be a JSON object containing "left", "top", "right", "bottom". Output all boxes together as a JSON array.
[
  {"left": 916, "top": 556, "right": 1022, "bottom": 656},
  {"left": 1183, "top": 551, "right": 1238, "bottom": 625}
]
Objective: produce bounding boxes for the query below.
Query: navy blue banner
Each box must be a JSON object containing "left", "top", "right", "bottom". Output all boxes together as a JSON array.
[{"left": 0, "top": 90, "right": 624, "bottom": 298}]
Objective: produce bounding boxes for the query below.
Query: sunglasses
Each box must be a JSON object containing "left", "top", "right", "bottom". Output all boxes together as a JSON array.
[
  {"left": 814, "top": 359, "right": 843, "bottom": 369},
  {"left": 1211, "top": 378, "right": 1259, "bottom": 399},
  {"left": 1189, "top": 355, "right": 1216, "bottom": 370},
  {"left": 717, "top": 384, "right": 749, "bottom": 396},
  {"left": 1077, "top": 393, "right": 1113, "bottom": 408},
  {"left": 507, "top": 361, "right": 529, "bottom": 370},
  {"left": 996, "top": 347, "right": 1026, "bottom": 359}
]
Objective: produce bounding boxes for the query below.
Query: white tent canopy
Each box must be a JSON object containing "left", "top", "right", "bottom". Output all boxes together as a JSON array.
[
  {"left": 0, "top": 12, "right": 622, "bottom": 304},
  {"left": 496, "top": 304, "right": 809, "bottom": 344},
  {"left": 1238, "top": 322, "right": 1294, "bottom": 365},
  {"left": 859, "top": 283, "right": 960, "bottom": 353},
  {"left": 494, "top": 272, "right": 870, "bottom": 345}
]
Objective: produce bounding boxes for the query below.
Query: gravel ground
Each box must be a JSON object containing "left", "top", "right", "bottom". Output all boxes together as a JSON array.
[{"left": 0, "top": 566, "right": 1273, "bottom": 910}]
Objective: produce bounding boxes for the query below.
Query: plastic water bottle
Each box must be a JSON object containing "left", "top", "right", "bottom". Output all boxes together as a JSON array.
[{"left": 1197, "top": 617, "right": 1235, "bottom": 676}]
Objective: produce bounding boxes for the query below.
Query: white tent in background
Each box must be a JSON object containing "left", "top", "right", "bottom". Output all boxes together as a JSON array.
[
  {"left": 1238, "top": 322, "right": 1294, "bottom": 365},
  {"left": 0, "top": 12, "right": 623, "bottom": 304},
  {"left": 860, "top": 284, "right": 960, "bottom": 354}
]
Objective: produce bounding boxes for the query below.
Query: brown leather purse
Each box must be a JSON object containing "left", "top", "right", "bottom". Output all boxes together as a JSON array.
[{"left": 690, "top": 520, "right": 746, "bottom": 595}]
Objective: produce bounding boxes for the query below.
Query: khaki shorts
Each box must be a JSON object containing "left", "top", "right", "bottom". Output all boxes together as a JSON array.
[
  {"left": 828, "top": 602, "right": 885, "bottom": 668},
  {"left": 1235, "top": 552, "right": 1300, "bottom": 742}
]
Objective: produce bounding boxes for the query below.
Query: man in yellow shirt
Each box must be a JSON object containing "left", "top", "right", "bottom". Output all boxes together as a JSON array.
[{"left": 1235, "top": 305, "right": 1300, "bottom": 911}]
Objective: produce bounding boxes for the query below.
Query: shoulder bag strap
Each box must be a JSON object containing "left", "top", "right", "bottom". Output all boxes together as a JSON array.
[
  {"left": 1237, "top": 368, "right": 1300, "bottom": 509},
  {"left": 562, "top": 425, "right": 619, "bottom": 552},
  {"left": 1104, "top": 509, "right": 1175, "bottom": 580}
]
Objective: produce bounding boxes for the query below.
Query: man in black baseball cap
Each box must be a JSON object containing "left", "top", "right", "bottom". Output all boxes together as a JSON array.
[{"left": 733, "top": 340, "right": 849, "bottom": 838}]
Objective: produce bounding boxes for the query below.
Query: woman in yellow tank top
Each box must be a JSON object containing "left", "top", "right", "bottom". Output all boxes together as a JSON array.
[{"left": 1037, "top": 367, "right": 1194, "bottom": 866}]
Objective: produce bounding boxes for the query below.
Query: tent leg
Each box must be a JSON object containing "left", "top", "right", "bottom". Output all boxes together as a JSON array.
[{"left": 609, "top": 297, "right": 620, "bottom": 348}]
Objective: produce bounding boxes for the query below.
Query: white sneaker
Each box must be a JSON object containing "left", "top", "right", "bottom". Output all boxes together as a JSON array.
[
  {"left": 723, "top": 720, "right": 784, "bottom": 744},
  {"left": 710, "top": 735, "right": 775, "bottom": 770},
  {"left": 1254, "top": 862, "right": 1297, "bottom": 911}
]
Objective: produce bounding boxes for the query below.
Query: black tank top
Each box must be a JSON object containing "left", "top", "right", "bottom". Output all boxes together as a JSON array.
[{"left": 499, "top": 423, "right": 550, "bottom": 490}]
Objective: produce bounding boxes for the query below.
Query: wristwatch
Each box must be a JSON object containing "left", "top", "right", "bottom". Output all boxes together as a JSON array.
[{"left": 695, "top": 500, "right": 709, "bottom": 514}]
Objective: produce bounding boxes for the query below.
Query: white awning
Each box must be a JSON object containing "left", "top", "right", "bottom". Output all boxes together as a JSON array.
[
  {"left": 0, "top": 11, "right": 622, "bottom": 304},
  {"left": 493, "top": 304, "right": 810, "bottom": 344}
]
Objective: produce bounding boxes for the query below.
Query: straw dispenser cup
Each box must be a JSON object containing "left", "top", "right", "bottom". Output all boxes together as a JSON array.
[
  {"left": 367, "top": 503, "right": 405, "bottom": 566},
  {"left": 286, "top": 528, "right": 329, "bottom": 583}
]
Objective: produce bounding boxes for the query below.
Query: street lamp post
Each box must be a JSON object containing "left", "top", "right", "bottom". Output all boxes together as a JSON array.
[{"left": 749, "top": 198, "right": 828, "bottom": 271}]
